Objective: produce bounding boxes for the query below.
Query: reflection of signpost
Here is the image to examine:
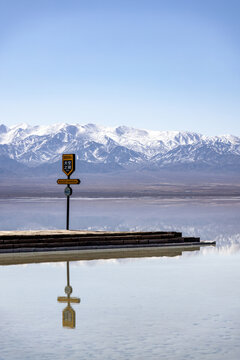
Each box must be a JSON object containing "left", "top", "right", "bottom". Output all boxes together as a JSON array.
[
  {"left": 57, "top": 154, "right": 80, "bottom": 230},
  {"left": 57, "top": 262, "right": 80, "bottom": 329}
]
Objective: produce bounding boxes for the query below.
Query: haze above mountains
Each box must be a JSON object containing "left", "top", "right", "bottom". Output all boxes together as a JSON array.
[{"left": 1, "top": 123, "right": 240, "bottom": 176}]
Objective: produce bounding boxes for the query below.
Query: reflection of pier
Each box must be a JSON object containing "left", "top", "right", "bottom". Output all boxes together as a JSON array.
[
  {"left": 0, "top": 230, "right": 215, "bottom": 254},
  {"left": 0, "top": 245, "right": 205, "bottom": 266},
  {"left": 57, "top": 261, "right": 80, "bottom": 328}
]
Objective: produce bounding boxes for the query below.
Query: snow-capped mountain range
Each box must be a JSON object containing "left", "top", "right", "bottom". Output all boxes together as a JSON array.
[{"left": 1, "top": 123, "right": 240, "bottom": 175}]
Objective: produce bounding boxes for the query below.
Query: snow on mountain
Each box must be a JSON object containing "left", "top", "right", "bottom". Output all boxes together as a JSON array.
[{"left": 0, "top": 123, "right": 240, "bottom": 173}]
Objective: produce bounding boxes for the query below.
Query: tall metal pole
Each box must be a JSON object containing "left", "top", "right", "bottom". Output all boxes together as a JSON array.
[
  {"left": 66, "top": 190, "right": 70, "bottom": 230},
  {"left": 66, "top": 176, "right": 70, "bottom": 230}
]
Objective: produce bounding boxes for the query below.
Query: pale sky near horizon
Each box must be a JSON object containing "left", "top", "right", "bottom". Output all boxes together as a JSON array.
[{"left": 0, "top": 0, "right": 240, "bottom": 136}]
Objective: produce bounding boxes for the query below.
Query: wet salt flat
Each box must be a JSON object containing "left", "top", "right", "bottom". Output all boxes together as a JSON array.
[{"left": 0, "top": 197, "right": 240, "bottom": 359}]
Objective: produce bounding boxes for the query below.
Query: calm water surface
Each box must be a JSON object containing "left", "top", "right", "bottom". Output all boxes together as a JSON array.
[{"left": 0, "top": 197, "right": 240, "bottom": 360}]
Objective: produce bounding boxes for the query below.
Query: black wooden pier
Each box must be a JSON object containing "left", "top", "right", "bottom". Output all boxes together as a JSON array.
[{"left": 0, "top": 230, "right": 215, "bottom": 254}]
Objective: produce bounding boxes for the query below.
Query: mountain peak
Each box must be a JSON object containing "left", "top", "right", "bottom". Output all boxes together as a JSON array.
[{"left": 0, "top": 124, "right": 8, "bottom": 134}]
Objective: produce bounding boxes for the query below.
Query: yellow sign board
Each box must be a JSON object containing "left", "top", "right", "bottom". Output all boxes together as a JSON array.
[
  {"left": 62, "top": 154, "right": 75, "bottom": 176},
  {"left": 57, "top": 179, "right": 80, "bottom": 185}
]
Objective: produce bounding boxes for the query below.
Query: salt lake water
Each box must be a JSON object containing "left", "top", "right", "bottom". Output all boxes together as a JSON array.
[{"left": 0, "top": 197, "right": 240, "bottom": 359}]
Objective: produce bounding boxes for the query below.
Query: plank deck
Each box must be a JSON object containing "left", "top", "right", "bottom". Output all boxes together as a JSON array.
[{"left": 0, "top": 230, "right": 215, "bottom": 254}]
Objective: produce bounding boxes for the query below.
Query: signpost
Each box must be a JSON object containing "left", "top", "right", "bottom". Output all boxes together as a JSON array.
[
  {"left": 57, "top": 261, "right": 80, "bottom": 328},
  {"left": 62, "top": 154, "right": 75, "bottom": 176},
  {"left": 57, "top": 154, "right": 80, "bottom": 230}
]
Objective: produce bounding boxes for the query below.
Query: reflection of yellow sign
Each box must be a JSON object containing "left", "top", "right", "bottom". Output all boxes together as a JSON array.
[
  {"left": 57, "top": 262, "right": 80, "bottom": 329},
  {"left": 58, "top": 296, "right": 80, "bottom": 329},
  {"left": 57, "top": 296, "right": 80, "bottom": 303},
  {"left": 62, "top": 154, "right": 75, "bottom": 176},
  {"left": 58, "top": 261, "right": 81, "bottom": 329},
  {"left": 63, "top": 305, "right": 75, "bottom": 328}
]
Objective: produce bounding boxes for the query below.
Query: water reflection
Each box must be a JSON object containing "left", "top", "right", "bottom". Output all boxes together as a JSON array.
[
  {"left": 0, "top": 246, "right": 202, "bottom": 265},
  {"left": 57, "top": 261, "right": 80, "bottom": 329},
  {"left": 0, "top": 246, "right": 205, "bottom": 332},
  {"left": 1, "top": 245, "right": 239, "bottom": 360}
]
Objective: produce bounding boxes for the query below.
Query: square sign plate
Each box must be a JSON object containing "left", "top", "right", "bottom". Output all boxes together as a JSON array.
[{"left": 62, "top": 154, "right": 75, "bottom": 176}]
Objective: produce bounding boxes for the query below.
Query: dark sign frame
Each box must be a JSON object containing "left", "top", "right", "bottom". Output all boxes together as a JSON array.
[{"left": 62, "top": 154, "right": 75, "bottom": 176}]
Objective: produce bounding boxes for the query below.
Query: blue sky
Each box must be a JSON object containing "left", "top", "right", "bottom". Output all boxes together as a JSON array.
[{"left": 0, "top": 0, "right": 240, "bottom": 135}]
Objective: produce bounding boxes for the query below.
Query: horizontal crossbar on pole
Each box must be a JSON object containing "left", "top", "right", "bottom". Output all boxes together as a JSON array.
[{"left": 57, "top": 179, "right": 80, "bottom": 184}]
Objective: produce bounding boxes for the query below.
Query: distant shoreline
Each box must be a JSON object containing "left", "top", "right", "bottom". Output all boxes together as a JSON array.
[
  {"left": 1, "top": 190, "right": 240, "bottom": 199},
  {"left": 1, "top": 176, "right": 240, "bottom": 198}
]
